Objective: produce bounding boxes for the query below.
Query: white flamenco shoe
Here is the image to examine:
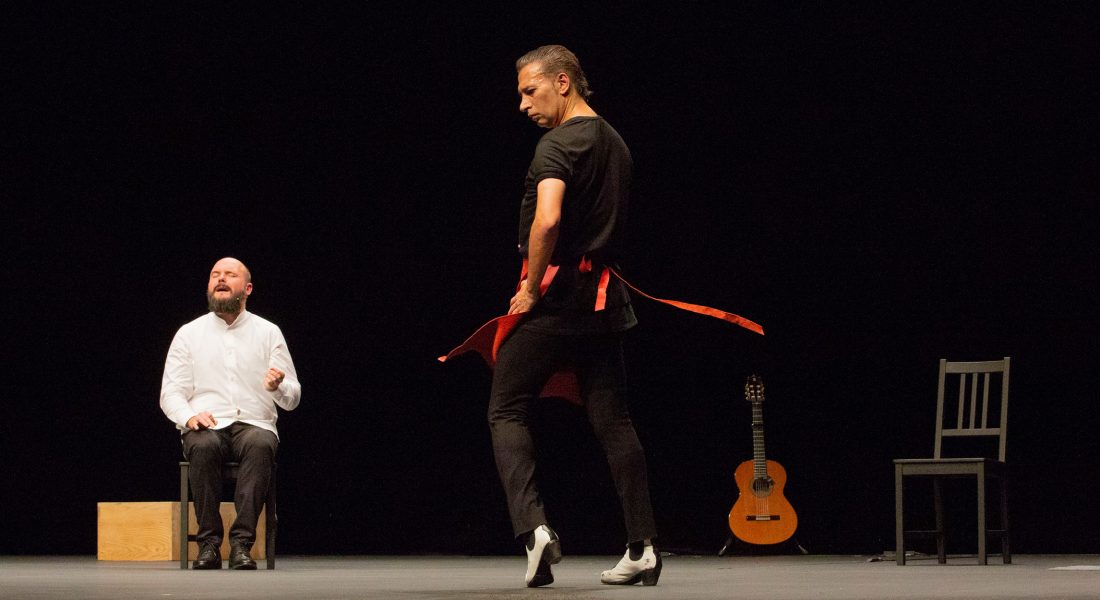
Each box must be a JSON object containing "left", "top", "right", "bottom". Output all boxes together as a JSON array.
[
  {"left": 600, "top": 543, "right": 662, "bottom": 586},
  {"left": 524, "top": 525, "right": 562, "bottom": 587}
]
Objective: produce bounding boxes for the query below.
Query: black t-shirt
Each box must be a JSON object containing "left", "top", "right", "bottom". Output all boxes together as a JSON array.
[{"left": 517, "top": 116, "right": 637, "bottom": 335}]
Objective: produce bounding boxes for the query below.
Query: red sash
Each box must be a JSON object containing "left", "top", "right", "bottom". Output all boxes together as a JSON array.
[{"left": 439, "top": 259, "right": 764, "bottom": 403}]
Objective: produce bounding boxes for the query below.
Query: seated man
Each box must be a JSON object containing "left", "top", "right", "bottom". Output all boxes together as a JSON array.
[{"left": 160, "top": 257, "right": 301, "bottom": 570}]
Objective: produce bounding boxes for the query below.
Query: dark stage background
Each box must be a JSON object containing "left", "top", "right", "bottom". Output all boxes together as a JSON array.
[{"left": 5, "top": 4, "right": 1098, "bottom": 556}]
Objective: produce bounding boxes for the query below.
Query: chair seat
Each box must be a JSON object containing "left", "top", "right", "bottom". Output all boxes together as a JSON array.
[
  {"left": 895, "top": 458, "right": 1005, "bottom": 477},
  {"left": 894, "top": 457, "right": 1001, "bottom": 464}
]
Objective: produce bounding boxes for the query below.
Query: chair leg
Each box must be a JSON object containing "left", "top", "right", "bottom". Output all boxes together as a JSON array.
[
  {"left": 933, "top": 478, "right": 946, "bottom": 564},
  {"left": 976, "top": 470, "right": 987, "bottom": 565},
  {"left": 1000, "top": 477, "right": 1011, "bottom": 564},
  {"left": 179, "top": 463, "right": 189, "bottom": 570},
  {"left": 895, "top": 466, "right": 905, "bottom": 565},
  {"left": 266, "top": 465, "right": 277, "bottom": 570}
]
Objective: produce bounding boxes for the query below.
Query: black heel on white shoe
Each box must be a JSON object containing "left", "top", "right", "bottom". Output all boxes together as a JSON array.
[
  {"left": 601, "top": 544, "right": 661, "bottom": 586},
  {"left": 525, "top": 525, "right": 561, "bottom": 587}
]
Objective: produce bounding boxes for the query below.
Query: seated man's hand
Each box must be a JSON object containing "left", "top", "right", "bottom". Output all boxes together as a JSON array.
[
  {"left": 186, "top": 411, "right": 217, "bottom": 430},
  {"left": 264, "top": 368, "right": 285, "bottom": 392}
]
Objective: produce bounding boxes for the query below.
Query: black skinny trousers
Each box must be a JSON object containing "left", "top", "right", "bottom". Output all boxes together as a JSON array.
[{"left": 487, "top": 324, "right": 657, "bottom": 543}]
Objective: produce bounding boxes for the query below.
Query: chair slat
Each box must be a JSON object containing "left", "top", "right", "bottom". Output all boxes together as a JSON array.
[
  {"left": 956, "top": 375, "right": 966, "bottom": 429},
  {"left": 944, "top": 360, "right": 1009, "bottom": 373},
  {"left": 981, "top": 372, "right": 991, "bottom": 428},
  {"left": 942, "top": 428, "right": 1000, "bottom": 437},
  {"left": 969, "top": 373, "right": 979, "bottom": 429}
]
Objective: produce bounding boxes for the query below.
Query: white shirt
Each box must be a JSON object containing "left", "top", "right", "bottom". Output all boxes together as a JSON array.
[{"left": 160, "top": 310, "right": 301, "bottom": 437}]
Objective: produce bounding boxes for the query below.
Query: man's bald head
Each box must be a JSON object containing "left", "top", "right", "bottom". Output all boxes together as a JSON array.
[{"left": 213, "top": 257, "right": 251, "bottom": 283}]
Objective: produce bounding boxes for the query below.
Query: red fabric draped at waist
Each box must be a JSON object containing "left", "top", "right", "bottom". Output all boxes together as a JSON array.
[{"left": 438, "top": 257, "right": 764, "bottom": 404}]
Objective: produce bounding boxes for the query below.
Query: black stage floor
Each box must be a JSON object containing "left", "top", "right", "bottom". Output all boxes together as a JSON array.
[{"left": 2, "top": 555, "right": 1098, "bottom": 599}]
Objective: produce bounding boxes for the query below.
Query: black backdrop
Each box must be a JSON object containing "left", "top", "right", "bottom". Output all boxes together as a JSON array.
[{"left": 5, "top": 4, "right": 1098, "bottom": 556}]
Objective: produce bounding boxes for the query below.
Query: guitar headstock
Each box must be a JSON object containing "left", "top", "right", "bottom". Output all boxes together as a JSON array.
[{"left": 745, "top": 374, "right": 765, "bottom": 403}]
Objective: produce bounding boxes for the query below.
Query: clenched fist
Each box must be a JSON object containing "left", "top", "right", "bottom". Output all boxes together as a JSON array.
[{"left": 264, "top": 368, "right": 285, "bottom": 392}]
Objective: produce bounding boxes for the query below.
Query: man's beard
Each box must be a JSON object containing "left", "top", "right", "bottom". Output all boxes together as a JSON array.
[{"left": 207, "top": 291, "right": 245, "bottom": 315}]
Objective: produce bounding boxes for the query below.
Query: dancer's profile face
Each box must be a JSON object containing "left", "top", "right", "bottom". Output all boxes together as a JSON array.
[{"left": 517, "top": 62, "right": 564, "bottom": 129}]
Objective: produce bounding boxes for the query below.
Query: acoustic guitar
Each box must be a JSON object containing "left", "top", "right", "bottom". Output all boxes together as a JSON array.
[{"left": 728, "top": 374, "right": 798, "bottom": 545}]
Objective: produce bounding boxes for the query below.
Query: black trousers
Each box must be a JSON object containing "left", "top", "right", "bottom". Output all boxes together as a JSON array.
[
  {"left": 487, "top": 324, "right": 657, "bottom": 543},
  {"left": 181, "top": 422, "right": 278, "bottom": 548}
]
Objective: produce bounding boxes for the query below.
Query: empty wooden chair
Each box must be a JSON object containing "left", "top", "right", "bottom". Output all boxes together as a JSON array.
[{"left": 894, "top": 357, "right": 1011, "bottom": 565}]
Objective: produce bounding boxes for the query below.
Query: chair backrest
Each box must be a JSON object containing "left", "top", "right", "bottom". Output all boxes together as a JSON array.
[{"left": 933, "top": 357, "right": 1011, "bottom": 461}]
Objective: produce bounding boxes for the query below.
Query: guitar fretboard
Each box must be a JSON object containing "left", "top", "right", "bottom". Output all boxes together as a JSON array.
[{"left": 751, "top": 401, "right": 768, "bottom": 478}]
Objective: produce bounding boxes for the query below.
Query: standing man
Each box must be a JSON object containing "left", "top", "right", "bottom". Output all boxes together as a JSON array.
[
  {"left": 160, "top": 257, "right": 301, "bottom": 570},
  {"left": 489, "top": 45, "right": 660, "bottom": 588}
]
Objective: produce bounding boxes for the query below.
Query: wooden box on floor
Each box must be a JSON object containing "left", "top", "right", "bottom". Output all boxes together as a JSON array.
[{"left": 97, "top": 501, "right": 266, "bottom": 561}]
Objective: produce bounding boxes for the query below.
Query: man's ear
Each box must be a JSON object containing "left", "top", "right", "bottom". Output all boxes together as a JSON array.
[
  {"left": 244, "top": 282, "right": 254, "bottom": 297},
  {"left": 556, "top": 72, "right": 572, "bottom": 96}
]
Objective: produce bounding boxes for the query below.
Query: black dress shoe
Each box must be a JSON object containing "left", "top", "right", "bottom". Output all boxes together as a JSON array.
[
  {"left": 229, "top": 544, "right": 257, "bottom": 570},
  {"left": 192, "top": 542, "right": 222, "bottom": 570}
]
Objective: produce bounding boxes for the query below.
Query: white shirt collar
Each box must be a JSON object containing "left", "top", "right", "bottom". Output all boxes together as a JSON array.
[{"left": 209, "top": 308, "right": 250, "bottom": 330}]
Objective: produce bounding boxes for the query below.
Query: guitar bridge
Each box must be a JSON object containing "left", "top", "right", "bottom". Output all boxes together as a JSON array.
[{"left": 745, "top": 515, "right": 781, "bottom": 521}]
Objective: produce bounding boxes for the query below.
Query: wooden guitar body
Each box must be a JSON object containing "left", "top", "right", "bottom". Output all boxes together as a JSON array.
[{"left": 728, "top": 457, "right": 799, "bottom": 545}]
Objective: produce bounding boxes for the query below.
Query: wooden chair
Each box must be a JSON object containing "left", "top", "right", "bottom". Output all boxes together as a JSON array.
[
  {"left": 894, "top": 357, "right": 1011, "bottom": 565},
  {"left": 179, "top": 461, "right": 277, "bottom": 569}
]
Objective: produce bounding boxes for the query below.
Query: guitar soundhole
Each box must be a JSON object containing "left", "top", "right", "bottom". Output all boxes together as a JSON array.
[{"left": 751, "top": 476, "right": 774, "bottom": 498}]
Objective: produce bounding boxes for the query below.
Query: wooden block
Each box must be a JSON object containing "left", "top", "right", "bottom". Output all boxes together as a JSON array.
[
  {"left": 97, "top": 502, "right": 266, "bottom": 561},
  {"left": 98, "top": 502, "right": 174, "bottom": 561}
]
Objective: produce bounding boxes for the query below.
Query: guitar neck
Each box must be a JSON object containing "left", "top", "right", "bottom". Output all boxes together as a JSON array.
[{"left": 751, "top": 401, "right": 768, "bottom": 478}]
